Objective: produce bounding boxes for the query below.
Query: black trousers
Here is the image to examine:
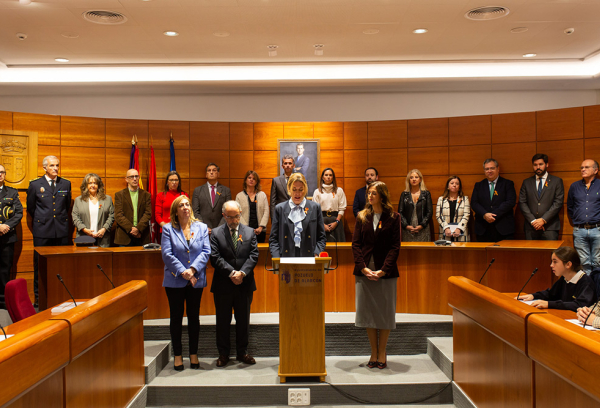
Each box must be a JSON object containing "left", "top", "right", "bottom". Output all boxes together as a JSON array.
[
  {"left": 165, "top": 285, "right": 203, "bottom": 356},
  {"left": 525, "top": 229, "right": 559, "bottom": 240},
  {"left": 476, "top": 226, "right": 514, "bottom": 243},
  {"left": 214, "top": 289, "right": 253, "bottom": 357},
  {"left": 0, "top": 243, "right": 15, "bottom": 309},
  {"left": 33, "top": 236, "right": 70, "bottom": 299}
]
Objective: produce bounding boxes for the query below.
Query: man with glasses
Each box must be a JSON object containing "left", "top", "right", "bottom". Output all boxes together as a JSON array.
[
  {"left": 114, "top": 169, "right": 152, "bottom": 246},
  {"left": 209, "top": 200, "right": 259, "bottom": 367},
  {"left": 0, "top": 164, "right": 23, "bottom": 309},
  {"left": 27, "top": 155, "right": 71, "bottom": 307}
]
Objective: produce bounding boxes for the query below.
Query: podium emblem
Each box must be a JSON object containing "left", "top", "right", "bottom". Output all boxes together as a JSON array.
[{"left": 281, "top": 270, "right": 291, "bottom": 284}]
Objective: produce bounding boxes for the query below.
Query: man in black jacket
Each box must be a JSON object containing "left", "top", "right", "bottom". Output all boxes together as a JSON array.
[{"left": 0, "top": 164, "right": 23, "bottom": 308}]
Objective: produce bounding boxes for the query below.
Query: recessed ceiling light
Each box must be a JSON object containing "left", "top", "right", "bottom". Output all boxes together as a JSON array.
[
  {"left": 511, "top": 27, "right": 528, "bottom": 34},
  {"left": 19, "top": 0, "right": 32, "bottom": 5},
  {"left": 163, "top": 31, "right": 179, "bottom": 37},
  {"left": 268, "top": 45, "right": 278, "bottom": 57},
  {"left": 314, "top": 44, "right": 324, "bottom": 56},
  {"left": 564, "top": 27, "right": 575, "bottom": 35},
  {"left": 61, "top": 32, "right": 79, "bottom": 39},
  {"left": 55, "top": 58, "right": 69, "bottom": 62},
  {"left": 523, "top": 53, "right": 536, "bottom": 58},
  {"left": 16, "top": 33, "right": 27, "bottom": 40},
  {"left": 413, "top": 28, "right": 428, "bottom": 34},
  {"left": 362, "top": 29, "right": 379, "bottom": 35},
  {"left": 213, "top": 31, "right": 230, "bottom": 37}
]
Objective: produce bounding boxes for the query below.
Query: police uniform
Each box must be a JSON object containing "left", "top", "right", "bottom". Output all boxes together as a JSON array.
[
  {"left": 26, "top": 176, "right": 72, "bottom": 301},
  {"left": 0, "top": 185, "right": 23, "bottom": 308}
]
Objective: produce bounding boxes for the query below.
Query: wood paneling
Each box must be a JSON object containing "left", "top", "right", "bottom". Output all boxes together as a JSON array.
[
  {"left": 408, "top": 147, "right": 448, "bottom": 175},
  {"left": 320, "top": 149, "right": 344, "bottom": 178},
  {"left": 314, "top": 122, "right": 343, "bottom": 150},
  {"left": 254, "top": 122, "right": 282, "bottom": 150},
  {"left": 344, "top": 150, "right": 368, "bottom": 179},
  {"left": 537, "top": 139, "right": 584, "bottom": 173},
  {"left": 449, "top": 115, "right": 491, "bottom": 146},
  {"left": 535, "top": 363, "right": 600, "bottom": 408},
  {"left": 153, "top": 148, "right": 190, "bottom": 179},
  {"left": 449, "top": 144, "right": 491, "bottom": 175},
  {"left": 284, "top": 122, "right": 313, "bottom": 139},
  {"left": 370, "top": 148, "right": 408, "bottom": 177},
  {"left": 105, "top": 119, "right": 148, "bottom": 149},
  {"left": 37, "top": 145, "right": 60, "bottom": 177},
  {"left": 343, "top": 122, "right": 367, "bottom": 150},
  {"left": 230, "top": 122, "right": 253, "bottom": 150},
  {"left": 190, "top": 150, "right": 229, "bottom": 179},
  {"left": 105, "top": 148, "right": 133, "bottom": 178},
  {"left": 13, "top": 112, "right": 60, "bottom": 146},
  {"left": 253, "top": 150, "right": 278, "bottom": 179},
  {"left": 492, "top": 111, "right": 536, "bottom": 144},
  {"left": 492, "top": 142, "right": 537, "bottom": 174},
  {"left": 407, "top": 118, "right": 448, "bottom": 147},
  {"left": 61, "top": 147, "right": 106, "bottom": 178},
  {"left": 367, "top": 120, "right": 407, "bottom": 149},
  {"left": 230, "top": 151, "right": 254, "bottom": 179},
  {"left": 149, "top": 120, "right": 190, "bottom": 149},
  {"left": 584, "top": 137, "right": 600, "bottom": 161},
  {"left": 537, "top": 107, "right": 584, "bottom": 141},
  {"left": 190, "top": 122, "right": 229, "bottom": 150},
  {"left": 0, "top": 110, "right": 12, "bottom": 130},
  {"left": 61, "top": 116, "right": 105, "bottom": 147},
  {"left": 584, "top": 104, "right": 600, "bottom": 138}
]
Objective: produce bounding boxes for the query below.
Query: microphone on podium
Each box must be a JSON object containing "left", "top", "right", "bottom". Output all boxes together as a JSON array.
[
  {"left": 478, "top": 258, "right": 495, "bottom": 284},
  {"left": 0, "top": 322, "right": 7, "bottom": 340},
  {"left": 516, "top": 267, "right": 538, "bottom": 301},
  {"left": 56, "top": 274, "right": 77, "bottom": 307},
  {"left": 97, "top": 264, "right": 115, "bottom": 289}
]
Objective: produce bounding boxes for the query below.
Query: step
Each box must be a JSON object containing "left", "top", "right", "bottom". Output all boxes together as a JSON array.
[
  {"left": 147, "top": 355, "right": 453, "bottom": 407},
  {"left": 427, "top": 337, "right": 453, "bottom": 380},
  {"left": 144, "top": 341, "right": 171, "bottom": 384},
  {"left": 143, "top": 313, "right": 453, "bottom": 358}
]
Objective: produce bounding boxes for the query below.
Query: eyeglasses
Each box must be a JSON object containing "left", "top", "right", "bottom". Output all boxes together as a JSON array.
[
  {"left": 0, "top": 171, "right": 5, "bottom": 175},
  {"left": 126, "top": 175, "right": 140, "bottom": 179},
  {"left": 224, "top": 214, "right": 241, "bottom": 220},
  {"left": 168, "top": 179, "right": 179, "bottom": 183}
]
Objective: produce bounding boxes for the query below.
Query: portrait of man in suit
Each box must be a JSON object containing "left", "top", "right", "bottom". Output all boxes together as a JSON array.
[
  {"left": 278, "top": 140, "right": 319, "bottom": 198},
  {"left": 293, "top": 143, "right": 310, "bottom": 175}
]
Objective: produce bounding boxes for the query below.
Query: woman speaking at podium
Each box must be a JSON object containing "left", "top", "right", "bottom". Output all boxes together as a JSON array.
[
  {"left": 269, "top": 173, "right": 326, "bottom": 258},
  {"left": 352, "top": 181, "right": 401, "bottom": 369}
]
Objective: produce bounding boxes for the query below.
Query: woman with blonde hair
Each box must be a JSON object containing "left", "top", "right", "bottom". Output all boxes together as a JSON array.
[
  {"left": 436, "top": 175, "right": 470, "bottom": 241},
  {"left": 398, "top": 169, "right": 432, "bottom": 242},
  {"left": 235, "top": 170, "right": 269, "bottom": 243},
  {"left": 72, "top": 173, "right": 114, "bottom": 247},
  {"left": 352, "top": 181, "right": 401, "bottom": 369}
]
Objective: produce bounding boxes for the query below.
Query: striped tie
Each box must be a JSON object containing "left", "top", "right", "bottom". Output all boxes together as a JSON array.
[{"left": 232, "top": 229, "right": 238, "bottom": 251}]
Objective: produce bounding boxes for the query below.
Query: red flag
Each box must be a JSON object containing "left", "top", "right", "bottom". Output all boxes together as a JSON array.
[{"left": 149, "top": 145, "right": 158, "bottom": 242}]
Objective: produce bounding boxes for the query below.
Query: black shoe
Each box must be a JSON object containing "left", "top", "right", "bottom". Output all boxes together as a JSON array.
[
  {"left": 174, "top": 364, "right": 184, "bottom": 371},
  {"left": 216, "top": 355, "right": 230, "bottom": 367},
  {"left": 190, "top": 362, "right": 200, "bottom": 369}
]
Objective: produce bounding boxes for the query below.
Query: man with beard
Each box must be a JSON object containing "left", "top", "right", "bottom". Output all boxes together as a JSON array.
[
  {"left": 519, "top": 154, "right": 564, "bottom": 240},
  {"left": 353, "top": 167, "right": 379, "bottom": 217}
]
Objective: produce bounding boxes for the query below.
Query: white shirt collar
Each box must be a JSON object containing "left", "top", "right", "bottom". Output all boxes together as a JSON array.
[
  {"left": 488, "top": 177, "right": 499, "bottom": 185},
  {"left": 536, "top": 173, "right": 548, "bottom": 182},
  {"left": 44, "top": 174, "right": 57, "bottom": 183},
  {"left": 566, "top": 270, "right": 585, "bottom": 284},
  {"left": 207, "top": 181, "right": 219, "bottom": 188}
]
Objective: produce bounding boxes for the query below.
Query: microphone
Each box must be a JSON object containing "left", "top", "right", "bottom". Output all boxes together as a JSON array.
[
  {"left": 265, "top": 249, "right": 279, "bottom": 273},
  {"left": 478, "top": 258, "right": 495, "bottom": 284},
  {"left": 97, "top": 264, "right": 115, "bottom": 289},
  {"left": 516, "top": 267, "right": 538, "bottom": 301},
  {"left": 56, "top": 274, "right": 77, "bottom": 307},
  {"left": 0, "top": 322, "right": 7, "bottom": 340},
  {"left": 581, "top": 303, "right": 597, "bottom": 329},
  {"left": 321, "top": 235, "right": 339, "bottom": 272}
]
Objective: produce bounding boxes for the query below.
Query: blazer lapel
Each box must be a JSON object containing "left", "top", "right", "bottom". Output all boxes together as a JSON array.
[
  {"left": 173, "top": 226, "right": 188, "bottom": 249},
  {"left": 204, "top": 184, "right": 214, "bottom": 208},
  {"left": 539, "top": 175, "right": 550, "bottom": 201},
  {"left": 223, "top": 224, "right": 236, "bottom": 253},
  {"left": 189, "top": 222, "right": 199, "bottom": 246},
  {"left": 124, "top": 189, "right": 134, "bottom": 212},
  {"left": 0, "top": 187, "right": 7, "bottom": 200}
]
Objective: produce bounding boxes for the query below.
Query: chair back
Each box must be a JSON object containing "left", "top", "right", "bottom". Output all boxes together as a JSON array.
[{"left": 5, "top": 279, "right": 36, "bottom": 322}]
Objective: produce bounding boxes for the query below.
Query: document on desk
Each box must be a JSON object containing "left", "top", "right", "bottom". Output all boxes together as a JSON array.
[
  {"left": 0, "top": 334, "right": 14, "bottom": 342},
  {"left": 519, "top": 300, "right": 535, "bottom": 305},
  {"left": 566, "top": 319, "right": 600, "bottom": 331},
  {"left": 51, "top": 301, "right": 78, "bottom": 314}
]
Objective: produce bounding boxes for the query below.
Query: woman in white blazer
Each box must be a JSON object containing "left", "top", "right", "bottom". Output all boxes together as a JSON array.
[
  {"left": 72, "top": 173, "right": 115, "bottom": 247},
  {"left": 436, "top": 175, "right": 470, "bottom": 242},
  {"left": 235, "top": 170, "right": 269, "bottom": 243}
]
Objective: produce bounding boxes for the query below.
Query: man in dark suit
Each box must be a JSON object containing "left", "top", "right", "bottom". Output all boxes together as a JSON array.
[
  {"left": 27, "top": 155, "right": 71, "bottom": 306},
  {"left": 114, "top": 169, "right": 152, "bottom": 246},
  {"left": 353, "top": 167, "right": 379, "bottom": 217},
  {"left": 471, "top": 158, "right": 516, "bottom": 242},
  {"left": 192, "top": 163, "right": 231, "bottom": 234},
  {"left": 293, "top": 143, "right": 310, "bottom": 175},
  {"left": 0, "top": 164, "right": 23, "bottom": 308},
  {"left": 270, "top": 154, "right": 294, "bottom": 222},
  {"left": 519, "top": 153, "right": 564, "bottom": 240},
  {"left": 210, "top": 200, "right": 259, "bottom": 367}
]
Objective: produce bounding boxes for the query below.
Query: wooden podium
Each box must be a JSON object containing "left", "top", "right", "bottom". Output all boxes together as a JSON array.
[{"left": 273, "top": 257, "right": 330, "bottom": 383}]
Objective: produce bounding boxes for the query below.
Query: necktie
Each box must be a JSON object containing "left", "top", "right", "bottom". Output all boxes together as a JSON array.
[
  {"left": 537, "top": 178, "right": 543, "bottom": 198},
  {"left": 51, "top": 180, "right": 55, "bottom": 193},
  {"left": 232, "top": 229, "right": 238, "bottom": 251},
  {"left": 211, "top": 185, "right": 216, "bottom": 206},
  {"left": 490, "top": 181, "right": 495, "bottom": 200}
]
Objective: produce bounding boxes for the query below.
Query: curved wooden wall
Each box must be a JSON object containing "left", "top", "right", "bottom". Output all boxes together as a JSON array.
[{"left": 1, "top": 104, "right": 598, "bottom": 298}]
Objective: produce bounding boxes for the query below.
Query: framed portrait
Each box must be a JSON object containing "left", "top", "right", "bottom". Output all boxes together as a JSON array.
[{"left": 277, "top": 139, "right": 320, "bottom": 198}]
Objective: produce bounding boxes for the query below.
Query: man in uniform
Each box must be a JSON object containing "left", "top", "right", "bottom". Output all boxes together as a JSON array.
[{"left": 0, "top": 164, "right": 23, "bottom": 308}]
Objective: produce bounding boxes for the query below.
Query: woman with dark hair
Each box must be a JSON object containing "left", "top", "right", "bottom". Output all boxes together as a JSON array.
[
  {"left": 352, "top": 181, "right": 401, "bottom": 369},
  {"left": 235, "top": 170, "right": 269, "bottom": 243},
  {"left": 436, "top": 175, "right": 470, "bottom": 241},
  {"left": 517, "top": 246, "right": 596, "bottom": 311},
  {"left": 162, "top": 195, "right": 210, "bottom": 371},
  {"left": 398, "top": 169, "right": 432, "bottom": 242},
  {"left": 313, "top": 168, "right": 347, "bottom": 242},
  {"left": 156, "top": 171, "right": 189, "bottom": 232},
  {"left": 72, "top": 173, "right": 114, "bottom": 247}
]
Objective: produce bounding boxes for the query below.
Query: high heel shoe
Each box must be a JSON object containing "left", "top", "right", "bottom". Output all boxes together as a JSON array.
[
  {"left": 190, "top": 355, "right": 200, "bottom": 369},
  {"left": 377, "top": 355, "right": 387, "bottom": 369},
  {"left": 367, "top": 360, "right": 378, "bottom": 369},
  {"left": 174, "top": 363, "right": 184, "bottom": 371}
]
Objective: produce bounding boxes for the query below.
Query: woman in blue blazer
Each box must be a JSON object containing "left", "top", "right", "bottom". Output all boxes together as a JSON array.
[
  {"left": 269, "top": 173, "right": 327, "bottom": 258},
  {"left": 162, "top": 195, "right": 211, "bottom": 371}
]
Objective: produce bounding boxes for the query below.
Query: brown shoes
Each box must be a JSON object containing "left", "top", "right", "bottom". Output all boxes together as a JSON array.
[
  {"left": 216, "top": 355, "right": 230, "bottom": 367},
  {"left": 236, "top": 354, "right": 256, "bottom": 365}
]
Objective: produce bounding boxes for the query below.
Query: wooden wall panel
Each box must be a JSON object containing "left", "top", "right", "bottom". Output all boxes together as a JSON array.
[
  {"left": 230, "top": 151, "right": 254, "bottom": 179},
  {"left": 105, "top": 119, "right": 148, "bottom": 149},
  {"left": 105, "top": 148, "right": 132, "bottom": 178},
  {"left": 344, "top": 150, "right": 368, "bottom": 178},
  {"left": 408, "top": 147, "right": 448, "bottom": 175},
  {"left": 537, "top": 139, "right": 584, "bottom": 173},
  {"left": 190, "top": 122, "right": 229, "bottom": 150},
  {"left": 253, "top": 151, "right": 278, "bottom": 179},
  {"left": 254, "top": 122, "right": 282, "bottom": 150},
  {"left": 367, "top": 120, "right": 407, "bottom": 149},
  {"left": 0, "top": 110, "right": 12, "bottom": 129},
  {"left": 584, "top": 105, "right": 600, "bottom": 138},
  {"left": 153, "top": 148, "right": 190, "bottom": 179},
  {"left": 230, "top": 122, "right": 253, "bottom": 150},
  {"left": 369, "top": 148, "right": 407, "bottom": 177},
  {"left": 491, "top": 112, "right": 536, "bottom": 144},
  {"left": 284, "top": 122, "right": 313, "bottom": 139},
  {"left": 407, "top": 118, "right": 448, "bottom": 148},
  {"left": 449, "top": 145, "right": 491, "bottom": 175},
  {"left": 314, "top": 122, "right": 343, "bottom": 150},
  {"left": 492, "top": 142, "right": 537, "bottom": 174},
  {"left": 343, "top": 122, "right": 367, "bottom": 150},
  {"left": 584, "top": 137, "right": 600, "bottom": 160},
  {"left": 61, "top": 147, "right": 106, "bottom": 178},
  {"left": 190, "top": 150, "right": 229, "bottom": 179},
  {"left": 60, "top": 116, "right": 105, "bottom": 147},
  {"left": 320, "top": 150, "right": 344, "bottom": 178},
  {"left": 13, "top": 112, "right": 60, "bottom": 146},
  {"left": 537, "top": 107, "right": 584, "bottom": 141},
  {"left": 149, "top": 120, "right": 189, "bottom": 149},
  {"left": 37, "top": 146, "right": 60, "bottom": 177},
  {"left": 449, "top": 115, "right": 491, "bottom": 146}
]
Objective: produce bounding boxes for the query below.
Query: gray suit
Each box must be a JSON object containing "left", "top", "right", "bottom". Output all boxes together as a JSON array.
[
  {"left": 270, "top": 175, "right": 290, "bottom": 222},
  {"left": 192, "top": 183, "right": 231, "bottom": 229},
  {"left": 72, "top": 195, "right": 115, "bottom": 247},
  {"left": 519, "top": 173, "right": 564, "bottom": 240}
]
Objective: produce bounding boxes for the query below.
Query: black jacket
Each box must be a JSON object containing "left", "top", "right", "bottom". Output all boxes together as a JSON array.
[
  {"left": 398, "top": 190, "right": 432, "bottom": 229},
  {"left": 0, "top": 185, "right": 23, "bottom": 245}
]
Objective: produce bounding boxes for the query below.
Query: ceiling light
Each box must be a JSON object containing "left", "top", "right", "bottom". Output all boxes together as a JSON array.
[
  {"left": 523, "top": 53, "right": 536, "bottom": 58},
  {"left": 413, "top": 28, "right": 428, "bottom": 34},
  {"left": 54, "top": 58, "right": 69, "bottom": 62},
  {"left": 362, "top": 29, "right": 379, "bottom": 35},
  {"left": 16, "top": 33, "right": 27, "bottom": 40},
  {"left": 314, "top": 44, "right": 324, "bottom": 56},
  {"left": 268, "top": 45, "right": 278, "bottom": 57},
  {"left": 163, "top": 31, "right": 179, "bottom": 37},
  {"left": 564, "top": 27, "right": 575, "bottom": 35},
  {"left": 213, "top": 31, "right": 230, "bottom": 37},
  {"left": 61, "top": 32, "right": 79, "bottom": 39},
  {"left": 19, "top": 0, "right": 32, "bottom": 5},
  {"left": 511, "top": 27, "right": 528, "bottom": 34}
]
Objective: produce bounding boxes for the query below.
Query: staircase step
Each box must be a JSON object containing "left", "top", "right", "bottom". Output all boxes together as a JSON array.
[
  {"left": 427, "top": 337, "right": 453, "bottom": 380},
  {"left": 147, "top": 355, "right": 453, "bottom": 407},
  {"left": 144, "top": 341, "right": 171, "bottom": 384}
]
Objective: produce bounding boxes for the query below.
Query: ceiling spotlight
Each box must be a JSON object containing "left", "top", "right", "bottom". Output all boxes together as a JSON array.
[
  {"left": 362, "top": 29, "right": 379, "bottom": 35},
  {"left": 564, "top": 27, "right": 575, "bottom": 35},
  {"left": 523, "top": 53, "right": 536, "bottom": 58},
  {"left": 213, "top": 31, "right": 230, "bottom": 37},
  {"left": 510, "top": 27, "right": 528, "bottom": 34},
  {"left": 19, "top": 0, "right": 32, "bottom": 5},
  {"left": 314, "top": 44, "right": 324, "bottom": 56},
  {"left": 16, "top": 33, "right": 27, "bottom": 40},
  {"left": 413, "top": 28, "right": 428, "bottom": 34},
  {"left": 55, "top": 58, "right": 69, "bottom": 62},
  {"left": 268, "top": 44, "right": 278, "bottom": 57},
  {"left": 61, "top": 32, "right": 79, "bottom": 39},
  {"left": 163, "top": 31, "right": 179, "bottom": 37}
]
